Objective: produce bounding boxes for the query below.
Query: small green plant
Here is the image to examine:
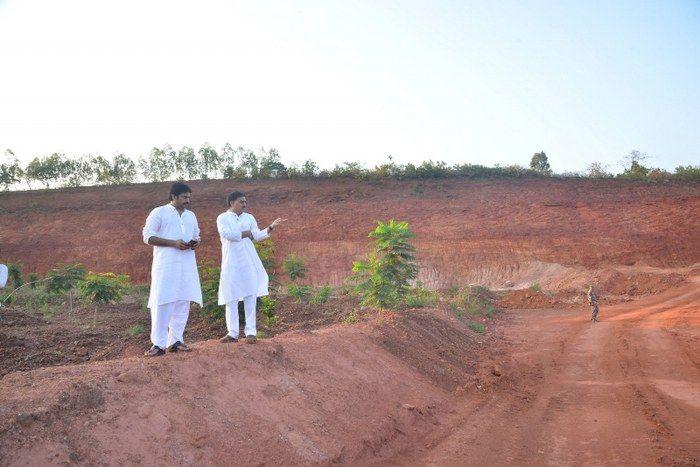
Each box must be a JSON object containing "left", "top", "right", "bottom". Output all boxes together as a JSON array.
[
  {"left": 467, "top": 321, "right": 485, "bottom": 334},
  {"left": 287, "top": 283, "right": 311, "bottom": 303},
  {"left": 1, "top": 292, "right": 13, "bottom": 305},
  {"left": 40, "top": 301, "right": 59, "bottom": 320},
  {"left": 343, "top": 310, "right": 357, "bottom": 324},
  {"left": 27, "top": 272, "right": 39, "bottom": 289},
  {"left": 45, "top": 263, "right": 86, "bottom": 295},
  {"left": 7, "top": 263, "right": 23, "bottom": 288},
  {"left": 8, "top": 286, "right": 51, "bottom": 314},
  {"left": 126, "top": 324, "right": 146, "bottom": 336},
  {"left": 311, "top": 285, "right": 333, "bottom": 304},
  {"left": 282, "top": 253, "right": 307, "bottom": 282},
  {"left": 255, "top": 238, "right": 276, "bottom": 275},
  {"left": 256, "top": 330, "right": 267, "bottom": 339},
  {"left": 352, "top": 220, "right": 418, "bottom": 309},
  {"left": 404, "top": 284, "right": 438, "bottom": 308},
  {"left": 452, "top": 286, "right": 498, "bottom": 318},
  {"left": 77, "top": 272, "right": 130, "bottom": 304},
  {"left": 529, "top": 283, "right": 541, "bottom": 292},
  {"left": 260, "top": 296, "right": 279, "bottom": 328},
  {"left": 198, "top": 261, "right": 223, "bottom": 319}
]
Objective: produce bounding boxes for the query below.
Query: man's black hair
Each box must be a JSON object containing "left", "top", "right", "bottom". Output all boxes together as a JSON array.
[
  {"left": 169, "top": 182, "right": 192, "bottom": 200},
  {"left": 227, "top": 191, "right": 246, "bottom": 206}
]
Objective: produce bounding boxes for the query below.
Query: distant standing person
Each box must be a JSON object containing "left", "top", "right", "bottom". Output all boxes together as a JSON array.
[
  {"left": 587, "top": 285, "right": 599, "bottom": 322},
  {"left": 217, "top": 191, "right": 284, "bottom": 344},
  {"left": 142, "top": 182, "right": 203, "bottom": 357}
]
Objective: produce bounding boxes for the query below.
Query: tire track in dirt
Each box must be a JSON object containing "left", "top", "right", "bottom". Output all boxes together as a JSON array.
[{"left": 407, "top": 276, "right": 699, "bottom": 466}]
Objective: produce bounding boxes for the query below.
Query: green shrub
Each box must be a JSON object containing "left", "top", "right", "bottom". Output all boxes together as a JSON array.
[
  {"left": 255, "top": 238, "right": 276, "bottom": 276},
  {"left": 1, "top": 292, "right": 12, "bottom": 305},
  {"left": 529, "top": 282, "right": 541, "bottom": 292},
  {"left": 260, "top": 296, "right": 279, "bottom": 328},
  {"left": 7, "top": 263, "right": 23, "bottom": 288},
  {"left": 287, "top": 283, "right": 311, "bottom": 303},
  {"left": 330, "top": 161, "right": 365, "bottom": 178},
  {"left": 77, "top": 272, "right": 130, "bottom": 304},
  {"left": 452, "top": 286, "right": 498, "bottom": 318},
  {"left": 673, "top": 165, "right": 700, "bottom": 182},
  {"left": 45, "top": 263, "right": 86, "bottom": 295},
  {"left": 9, "top": 286, "right": 51, "bottom": 314},
  {"left": 40, "top": 301, "right": 60, "bottom": 320},
  {"left": 282, "top": 253, "right": 307, "bottom": 282},
  {"left": 352, "top": 220, "right": 418, "bottom": 309},
  {"left": 467, "top": 321, "right": 485, "bottom": 334},
  {"left": 198, "top": 261, "right": 223, "bottom": 319},
  {"left": 404, "top": 284, "right": 438, "bottom": 308},
  {"left": 126, "top": 324, "right": 146, "bottom": 336},
  {"left": 311, "top": 285, "right": 333, "bottom": 304},
  {"left": 27, "top": 272, "right": 39, "bottom": 289}
]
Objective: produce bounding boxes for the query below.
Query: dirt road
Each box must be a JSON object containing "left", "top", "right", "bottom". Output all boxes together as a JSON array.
[
  {"left": 410, "top": 276, "right": 700, "bottom": 465},
  {"left": 1, "top": 277, "right": 697, "bottom": 465}
]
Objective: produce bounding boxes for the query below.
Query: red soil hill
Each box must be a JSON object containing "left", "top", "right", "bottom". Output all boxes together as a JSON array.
[{"left": 1, "top": 178, "right": 698, "bottom": 289}]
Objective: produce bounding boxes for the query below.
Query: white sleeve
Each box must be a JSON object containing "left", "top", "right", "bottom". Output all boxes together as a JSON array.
[
  {"left": 142, "top": 208, "right": 161, "bottom": 244},
  {"left": 217, "top": 214, "right": 242, "bottom": 242},
  {"left": 192, "top": 213, "right": 201, "bottom": 241},
  {"left": 251, "top": 216, "right": 269, "bottom": 242}
]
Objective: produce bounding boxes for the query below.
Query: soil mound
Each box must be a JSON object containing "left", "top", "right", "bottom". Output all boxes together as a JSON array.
[{"left": 0, "top": 309, "right": 500, "bottom": 465}]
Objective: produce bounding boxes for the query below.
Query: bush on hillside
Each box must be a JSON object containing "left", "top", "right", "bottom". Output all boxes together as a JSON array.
[
  {"left": 352, "top": 220, "right": 418, "bottom": 309},
  {"left": 282, "top": 253, "right": 307, "bottom": 282},
  {"left": 77, "top": 272, "right": 130, "bottom": 304}
]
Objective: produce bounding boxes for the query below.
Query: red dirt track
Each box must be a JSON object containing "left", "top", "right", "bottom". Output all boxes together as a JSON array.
[{"left": 1, "top": 179, "right": 699, "bottom": 465}]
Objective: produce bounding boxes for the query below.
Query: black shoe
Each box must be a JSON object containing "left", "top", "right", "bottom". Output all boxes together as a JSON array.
[
  {"left": 219, "top": 335, "right": 239, "bottom": 343},
  {"left": 167, "top": 341, "right": 191, "bottom": 352},
  {"left": 245, "top": 335, "right": 257, "bottom": 344},
  {"left": 144, "top": 345, "right": 165, "bottom": 357}
]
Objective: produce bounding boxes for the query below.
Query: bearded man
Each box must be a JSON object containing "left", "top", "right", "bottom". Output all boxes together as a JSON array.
[{"left": 142, "top": 182, "right": 203, "bottom": 356}]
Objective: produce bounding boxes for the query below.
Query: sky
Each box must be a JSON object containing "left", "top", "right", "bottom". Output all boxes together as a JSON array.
[{"left": 0, "top": 0, "right": 698, "bottom": 173}]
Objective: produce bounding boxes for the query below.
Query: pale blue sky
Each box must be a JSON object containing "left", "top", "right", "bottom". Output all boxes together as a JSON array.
[{"left": 0, "top": 0, "right": 698, "bottom": 172}]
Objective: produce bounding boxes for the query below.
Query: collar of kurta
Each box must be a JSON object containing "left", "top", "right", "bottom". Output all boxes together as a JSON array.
[{"left": 168, "top": 203, "right": 187, "bottom": 216}]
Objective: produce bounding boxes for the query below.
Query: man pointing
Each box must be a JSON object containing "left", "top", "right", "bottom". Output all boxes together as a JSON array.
[{"left": 217, "top": 191, "right": 284, "bottom": 344}]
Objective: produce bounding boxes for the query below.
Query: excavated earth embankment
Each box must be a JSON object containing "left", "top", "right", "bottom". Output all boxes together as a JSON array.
[
  {"left": 0, "top": 309, "right": 502, "bottom": 465},
  {"left": 1, "top": 178, "right": 698, "bottom": 291},
  {"left": 1, "top": 178, "right": 698, "bottom": 465}
]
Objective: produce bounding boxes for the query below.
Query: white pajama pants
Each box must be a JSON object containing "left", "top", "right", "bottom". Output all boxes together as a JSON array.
[
  {"left": 151, "top": 300, "right": 190, "bottom": 349},
  {"left": 225, "top": 295, "right": 257, "bottom": 338}
]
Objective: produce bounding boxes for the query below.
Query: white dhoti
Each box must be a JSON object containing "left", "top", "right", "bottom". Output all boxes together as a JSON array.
[
  {"left": 142, "top": 204, "right": 203, "bottom": 349},
  {"left": 225, "top": 295, "right": 257, "bottom": 338},
  {"left": 151, "top": 300, "right": 190, "bottom": 348},
  {"left": 217, "top": 210, "right": 270, "bottom": 339}
]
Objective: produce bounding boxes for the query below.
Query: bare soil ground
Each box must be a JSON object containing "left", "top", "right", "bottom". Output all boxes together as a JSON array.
[
  {"left": 0, "top": 273, "right": 697, "bottom": 465},
  {"left": 0, "top": 293, "right": 362, "bottom": 378},
  {"left": 1, "top": 179, "right": 698, "bottom": 465}
]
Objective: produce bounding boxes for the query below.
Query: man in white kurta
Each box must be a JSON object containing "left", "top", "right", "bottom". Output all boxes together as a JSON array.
[
  {"left": 142, "top": 183, "right": 203, "bottom": 356},
  {"left": 217, "top": 191, "right": 283, "bottom": 343}
]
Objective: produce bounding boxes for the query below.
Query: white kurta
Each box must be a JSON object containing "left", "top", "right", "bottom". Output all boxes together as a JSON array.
[
  {"left": 142, "top": 204, "right": 203, "bottom": 309},
  {"left": 217, "top": 211, "right": 270, "bottom": 305},
  {"left": 0, "top": 264, "right": 7, "bottom": 288}
]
